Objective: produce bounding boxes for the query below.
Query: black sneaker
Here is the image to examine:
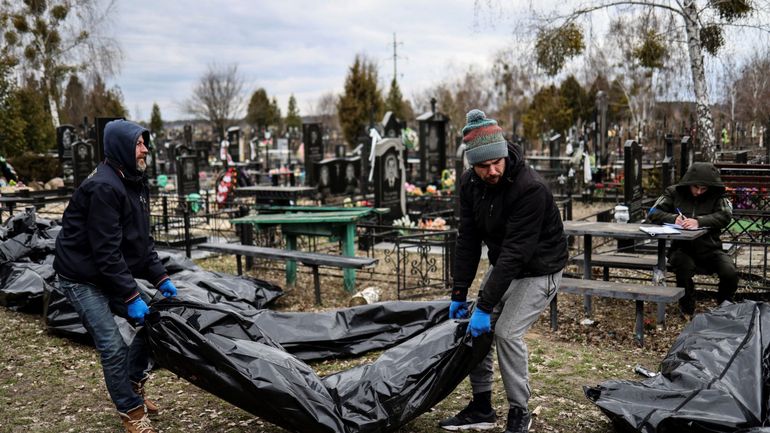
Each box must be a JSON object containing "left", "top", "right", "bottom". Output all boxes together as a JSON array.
[
  {"left": 438, "top": 403, "right": 497, "bottom": 431},
  {"left": 504, "top": 406, "right": 531, "bottom": 433}
]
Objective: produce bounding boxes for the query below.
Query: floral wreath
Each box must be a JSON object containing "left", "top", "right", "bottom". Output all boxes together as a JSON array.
[{"left": 216, "top": 167, "right": 238, "bottom": 207}]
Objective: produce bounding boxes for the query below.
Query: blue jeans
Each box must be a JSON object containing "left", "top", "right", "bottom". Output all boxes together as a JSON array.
[{"left": 59, "top": 277, "right": 150, "bottom": 413}]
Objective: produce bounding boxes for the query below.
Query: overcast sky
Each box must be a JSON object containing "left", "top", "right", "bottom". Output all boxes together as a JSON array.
[{"left": 110, "top": 0, "right": 524, "bottom": 122}]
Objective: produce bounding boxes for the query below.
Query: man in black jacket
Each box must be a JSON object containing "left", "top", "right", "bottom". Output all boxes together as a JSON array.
[
  {"left": 439, "top": 110, "right": 567, "bottom": 433},
  {"left": 54, "top": 120, "right": 177, "bottom": 433},
  {"left": 647, "top": 162, "right": 737, "bottom": 315}
]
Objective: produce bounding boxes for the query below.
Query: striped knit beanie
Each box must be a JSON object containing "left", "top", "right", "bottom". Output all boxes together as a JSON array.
[{"left": 462, "top": 109, "right": 508, "bottom": 165}]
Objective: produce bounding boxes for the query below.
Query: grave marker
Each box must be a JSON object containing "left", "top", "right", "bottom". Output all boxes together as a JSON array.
[
  {"left": 175, "top": 144, "right": 200, "bottom": 199},
  {"left": 226, "top": 126, "right": 241, "bottom": 163},
  {"left": 56, "top": 124, "right": 76, "bottom": 184},
  {"left": 623, "top": 140, "right": 644, "bottom": 222},
  {"left": 302, "top": 122, "right": 324, "bottom": 186},
  {"left": 374, "top": 138, "right": 406, "bottom": 220},
  {"left": 416, "top": 101, "right": 448, "bottom": 186},
  {"left": 72, "top": 140, "right": 95, "bottom": 187}
]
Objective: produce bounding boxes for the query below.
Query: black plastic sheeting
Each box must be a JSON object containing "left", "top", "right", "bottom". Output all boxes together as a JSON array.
[
  {"left": 146, "top": 297, "right": 490, "bottom": 433},
  {"left": 44, "top": 265, "right": 285, "bottom": 340},
  {"left": 585, "top": 301, "right": 770, "bottom": 433}
]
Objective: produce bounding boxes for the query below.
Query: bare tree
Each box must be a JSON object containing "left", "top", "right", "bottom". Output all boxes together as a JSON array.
[
  {"left": 184, "top": 63, "right": 245, "bottom": 139},
  {"left": 1, "top": 0, "right": 122, "bottom": 128},
  {"left": 734, "top": 48, "right": 770, "bottom": 125},
  {"left": 480, "top": 0, "right": 770, "bottom": 162},
  {"left": 585, "top": 12, "right": 687, "bottom": 141}
]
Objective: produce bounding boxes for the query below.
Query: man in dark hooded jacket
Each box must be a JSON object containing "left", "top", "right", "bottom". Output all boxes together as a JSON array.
[
  {"left": 439, "top": 110, "right": 568, "bottom": 433},
  {"left": 648, "top": 162, "right": 737, "bottom": 315},
  {"left": 54, "top": 120, "right": 178, "bottom": 433}
]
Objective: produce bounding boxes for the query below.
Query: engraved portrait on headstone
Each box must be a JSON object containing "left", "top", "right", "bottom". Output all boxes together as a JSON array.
[
  {"left": 385, "top": 154, "right": 398, "bottom": 188},
  {"left": 374, "top": 138, "right": 406, "bottom": 220}
]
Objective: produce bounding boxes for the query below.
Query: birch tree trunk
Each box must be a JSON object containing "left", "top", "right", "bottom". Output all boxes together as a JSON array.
[{"left": 682, "top": 0, "right": 717, "bottom": 162}]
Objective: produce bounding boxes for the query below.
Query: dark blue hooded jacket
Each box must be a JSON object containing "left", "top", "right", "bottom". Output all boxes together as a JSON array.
[{"left": 54, "top": 120, "right": 168, "bottom": 303}]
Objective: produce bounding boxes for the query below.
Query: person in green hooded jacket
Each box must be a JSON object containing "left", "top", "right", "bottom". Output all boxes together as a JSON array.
[{"left": 647, "top": 162, "right": 737, "bottom": 315}]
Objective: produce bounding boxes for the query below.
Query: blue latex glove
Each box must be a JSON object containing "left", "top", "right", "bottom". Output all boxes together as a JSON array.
[
  {"left": 158, "top": 279, "right": 177, "bottom": 297},
  {"left": 468, "top": 309, "right": 491, "bottom": 337},
  {"left": 449, "top": 301, "right": 469, "bottom": 319},
  {"left": 127, "top": 298, "right": 150, "bottom": 325}
]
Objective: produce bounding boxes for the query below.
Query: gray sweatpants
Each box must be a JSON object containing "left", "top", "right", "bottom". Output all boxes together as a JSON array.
[{"left": 469, "top": 267, "right": 562, "bottom": 408}]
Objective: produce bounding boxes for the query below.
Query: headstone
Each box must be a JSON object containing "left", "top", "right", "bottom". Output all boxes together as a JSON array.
[
  {"left": 275, "top": 138, "right": 290, "bottom": 169},
  {"left": 95, "top": 117, "right": 125, "bottom": 164},
  {"left": 548, "top": 133, "right": 562, "bottom": 170},
  {"left": 194, "top": 140, "right": 211, "bottom": 168},
  {"left": 343, "top": 156, "right": 362, "bottom": 195},
  {"left": 623, "top": 140, "right": 644, "bottom": 222},
  {"left": 226, "top": 126, "right": 241, "bottom": 163},
  {"left": 183, "top": 124, "right": 193, "bottom": 147},
  {"left": 175, "top": 144, "right": 200, "bottom": 199},
  {"left": 374, "top": 138, "right": 406, "bottom": 220},
  {"left": 315, "top": 158, "right": 340, "bottom": 197},
  {"left": 302, "top": 122, "right": 324, "bottom": 186},
  {"left": 72, "top": 140, "right": 95, "bottom": 187},
  {"left": 56, "top": 124, "right": 76, "bottom": 184},
  {"left": 417, "top": 104, "right": 448, "bottom": 186},
  {"left": 662, "top": 134, "right": 676, "bottom": 189},
  {"left": 679, "top": 135, "right": 692, "bottom": 179},
  {"left": 147, "top": 144, "right": 158, "bottom": 180},
  {"left": 381, "top": 111, "right": 404, "bottom": 139},
  {"left": 357, "top": 130, "right": 373, "bottom": 194}
]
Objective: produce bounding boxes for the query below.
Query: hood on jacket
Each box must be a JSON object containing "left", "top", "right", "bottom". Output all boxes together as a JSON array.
[
  {"left": 103, "top": 120, "right": 150, "bottom": 177},
  {"left": 676, "top": 162, "right": 725, "bottom": 195}
]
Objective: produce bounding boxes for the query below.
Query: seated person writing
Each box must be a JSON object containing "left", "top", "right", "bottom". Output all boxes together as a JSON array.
[{"left": 647, "top": 162, "right": 737, "bottom": 316}]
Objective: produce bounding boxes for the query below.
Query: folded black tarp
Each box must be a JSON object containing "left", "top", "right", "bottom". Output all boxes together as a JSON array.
[
  {"left": 585, "top": 301, "right": 770, "bottom": 433},
  {"left": 146, "top": 297, "right": 489, "bottom": 433}
]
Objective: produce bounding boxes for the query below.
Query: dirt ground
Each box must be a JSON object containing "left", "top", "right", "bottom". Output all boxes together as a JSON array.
[{"left": 0, "top": 201, "right": 729, "bottom": 433}]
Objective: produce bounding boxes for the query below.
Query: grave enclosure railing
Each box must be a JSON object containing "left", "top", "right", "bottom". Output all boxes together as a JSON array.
[
  {"left": 357, "top": 223, "right": 456, "bottom": 299},
  {"left": 149, "top": 192, "right": 256, "bottom": 256}
]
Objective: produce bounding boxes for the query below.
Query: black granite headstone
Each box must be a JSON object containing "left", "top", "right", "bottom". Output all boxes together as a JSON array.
[
  {"left": 226, "top": 127, "right": 241, "bottom": 163},
  {"left": 183, "top": 124, "right": 193, "bottom": 147},
  {"left": 357, "top": 131, "right": 373, "bottom": 194},
  {"left": 374, "top": 138, "right": 406, "bottom": 220},
  {"left": 175, "top": 144, "right": 200, "bottom": 199},
  {"left": 302, "top": 123, "right": 324, "bottom": 186},
  {"left": 56, "top": 124, "right": 76, "bottom": 183},
  {"left": 72, "top": 140, "right": 95, "bottom": 187},
  {"left": 417, "top": 109, "right": 448, "bottom": 186},
  {"left": 382, "top": 111, "right": 404, "bottom": 139},
  {"left": 679, "top": 135, "right": 692, "bottom": 178},
  {"left": 662, "top": 134, "right": 676, "bottom": 189},
  {"left": 315, "top": 158, "right": 339, "bottom": 198},
  {"left": 623, "top": 140, "right": 644, "bottom": 222},
  {"left": 343, "top": 156, "right": 361, "bottom": 195}
]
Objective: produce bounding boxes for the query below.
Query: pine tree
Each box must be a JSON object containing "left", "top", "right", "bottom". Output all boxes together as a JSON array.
[
  {"left": 17, "top": 80, "right": 55, "bottom": 154},
  {"left": 285, "top": 94, "right": 301, "bottom": 131},
  {"left": 245, "top": 88, "right": 271, "bottom": 130},
  {"left": 385, "top": 78, "right": 406, "bottom": 121},
  {"left": 62, "top": 74, "right": 86, "bottom": 127},
  {"left": 337, "top": 54, "right": 383, "bottom": 146},
  {"left": 0, "top": 63, "right": 26, "bottom": 156},
  {"left": 268, "top": 97, "right": 282, "bottom": 131},
  {"left": 150, "top": 103, "right": 163, "bottom": 134}
]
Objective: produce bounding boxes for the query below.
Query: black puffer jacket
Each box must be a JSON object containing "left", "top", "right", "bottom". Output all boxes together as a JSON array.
[
  {"left": 453, "top": 142, "right": 568, "bottom": 313},
  {"left": 54, "top": 120, "right": 167, "bottom": 303},
  {"left": 647, "top": 162, "right": 732, "bottom": 256}
]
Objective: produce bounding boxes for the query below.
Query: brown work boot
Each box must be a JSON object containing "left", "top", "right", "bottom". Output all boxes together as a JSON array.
[
  {"left": 118, "top": 405, "right": 157, "bottom": 433},
  {"left": 131, "top": 375, "right": 159, "bottom": 415}
]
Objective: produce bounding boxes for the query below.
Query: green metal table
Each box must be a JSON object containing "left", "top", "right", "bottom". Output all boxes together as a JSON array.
[{"left": 231, "top": 207, "right": 386, "bottom": 292}]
